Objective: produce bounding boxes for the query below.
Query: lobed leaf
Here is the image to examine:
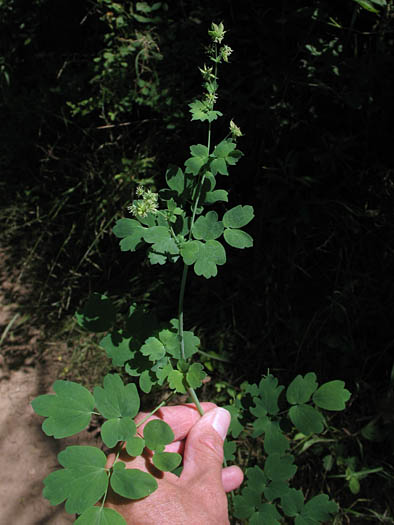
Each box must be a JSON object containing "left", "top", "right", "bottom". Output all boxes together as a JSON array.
[
  {"left": 75, "top": 293, "right": 116, "bottom": 332},
  {"left": 165, "top": 165, "right": 185, "bottom": 195},
  {"left": 313, "top": 380, "right": 351, "bottom": 411},
  {"left": 139, "top": 370, "right": 155, "bottom": 394},
  {"left": 101, "top": 417, "right": 137, "bottom": 449},
  {"left": 255, "top": 374, "right": 285, "bottom": 416},
  {"left": 192, "top": 211, "right": 224, "bottom": 241},
  {"left": 167, "top": 369, "right": 187, "bottom": 393},
  {"left": 110, "top": 463, "right": 157, "bottom": 500},
  {"left": 289, "top": 405, "right": 325, "bottom": 435},
  {"left": 264, "top": 453, "right": 297, "bottom": 482},
  {"left": 99, "top": 331, "right": 134, "bottom": 367},
  {"left": 94, "top": 374, "right": 140, "bottom": 420},
  {"left": 194, "top": 239, "right": 226, "bottom": 278},
  {"left": 264, "top": 422, "right": 290, "bottom": 455},
  {"left": 126, "top": 436, "right": 145, "bottom": 457},
  {"left": 286, "top": 373, "right": 318, "bottom": 405},
  {"left": 143, "top": 226, "right": 170, "bottom": 244},
  {"left": 223, "top": 205, "right": 254, "bottom": 229},
  {"left": 113, "top": 219, "right": 145, "bottom": 252},
  {"left": 43, "top": 446, "right": 108, "bottom": 515},
  {"left": 186, "top": 363, "right": 206, "bottom": 389},
  {"left": 140, "top": 337, "right": 166, "bottom": 362},
  {"left": 32, "top": 380, "right": 94, "bottom": 438}
]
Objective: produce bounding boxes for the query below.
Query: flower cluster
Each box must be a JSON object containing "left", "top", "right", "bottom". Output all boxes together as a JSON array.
[{"left": 128, "top": 185, "right": 159, "bottom": 218}]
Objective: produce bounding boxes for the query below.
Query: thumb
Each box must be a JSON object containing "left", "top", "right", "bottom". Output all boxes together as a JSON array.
[{"left": 181, "top": 407, "right": 231, "bottom": 484}]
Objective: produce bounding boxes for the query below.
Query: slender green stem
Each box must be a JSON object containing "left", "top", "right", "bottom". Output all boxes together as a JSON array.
[
  {"left": 188, "top": 387, "right": 204, "bottom": 416},
  {"left": 178, "top": 264, "right": 188, "bottom": 360},
  {"left": 136, "top": 393, "right": 176, "bottom": 428}
]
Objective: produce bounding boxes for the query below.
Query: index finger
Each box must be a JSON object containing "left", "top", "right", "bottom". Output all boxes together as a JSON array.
[{"left": 135, "top": 402, "right": 217, "bottom": 442}]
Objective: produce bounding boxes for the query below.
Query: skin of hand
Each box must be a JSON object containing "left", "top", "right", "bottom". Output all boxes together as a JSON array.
[{"left": 104, "top": 403, "right": 244, "bottom": 525}]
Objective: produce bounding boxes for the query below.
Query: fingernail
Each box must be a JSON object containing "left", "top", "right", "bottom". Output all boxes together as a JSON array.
[{"left": 205, "top": 407, "right": 231, "bottom": 441}]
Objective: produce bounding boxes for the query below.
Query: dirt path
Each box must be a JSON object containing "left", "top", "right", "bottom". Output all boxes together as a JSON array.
[{"left": 0, "top": 252, "right": 99, "bottom": 525}]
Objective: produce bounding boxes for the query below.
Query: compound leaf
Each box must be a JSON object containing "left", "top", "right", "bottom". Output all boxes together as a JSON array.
[
  {"left": 144, "top": 419, "right": 174, "bottom": 450},
  {"left": 287, "top": 373, "right": 318, "bottom": 405},
  {"left": 43, "top": 446, "right": 108, "bottom": 514},
  {"left": 223, "top": 205, "right": 254, "bottom": 229},
  {"left": 110, "top": 463, "right": 157, "bottom": 499},
  {"left": 153, "top": 452, "right": 182, "bottom": 472},
  {"left": 75, "top": 293, "right": 116, "bottom": 332},
  {"left": 289, "top": 405, "right": 325, "bottom": 435},
  {"left": 223, "top": 228, "right": 253, "bottom": 249},
  {"left": 75, "top": 506, "right": 126, "bottom": 525},
  {"left": 94, "top": 374, "right": 140, "bottom": 420},
  {"left": 32, "top": 380, "right": 94, "bottom": 438},
  {"left": 192, "top": 211, "right": 224, "bottom": 241},
  {"left": 101, "top": 417, "right": 137, "bottom": 449},
  {"left": 186, "top": 363, "right": 206, "bottom": 389},
  {"left": 313, "top": 380, "right": 351, "bottom": 410}
]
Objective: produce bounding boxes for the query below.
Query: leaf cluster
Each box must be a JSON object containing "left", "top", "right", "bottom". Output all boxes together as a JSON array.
[
  {"left": 227, "top": 373, "right": 351, "bottom": 524},
  {"left": 31, "top": 373, "right": 181, "bottom": 523}
]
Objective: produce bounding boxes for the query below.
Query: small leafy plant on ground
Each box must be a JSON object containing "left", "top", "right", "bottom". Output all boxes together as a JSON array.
[{"left": 32, "top": 23, "right": 351, "bottom": 524}]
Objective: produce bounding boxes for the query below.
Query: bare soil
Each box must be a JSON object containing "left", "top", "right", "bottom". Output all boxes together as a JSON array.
[{"left": 0, "top": 251, "right": 100, "bottom": 525}]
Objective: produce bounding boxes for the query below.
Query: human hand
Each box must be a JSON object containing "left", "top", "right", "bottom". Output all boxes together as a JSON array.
[{"left": 105, "top": 403, "right": 244, "bottom": 525}]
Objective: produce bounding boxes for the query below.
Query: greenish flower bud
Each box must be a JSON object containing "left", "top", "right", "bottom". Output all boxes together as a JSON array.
[
  {"left": 208, "top": 22, "right": 226, "bottom": 44},
  {"left": 230, "top": 120, "right": 243, "bottom": 138},
  {"left": 220, "top": 45, "right": 233, "bottom": 63}
]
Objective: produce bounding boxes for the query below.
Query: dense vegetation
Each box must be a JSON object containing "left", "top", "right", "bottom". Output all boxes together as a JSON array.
[{"left": 2, "top": 0, "right": 394, "bottom": 522}]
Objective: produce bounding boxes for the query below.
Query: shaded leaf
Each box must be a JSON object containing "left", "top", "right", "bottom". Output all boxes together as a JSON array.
[
  {"left": 186, "top": 363, "right": 206, "bottom": 389},
  {"left": 101, "top": 417, "right": 136, "bottom": 449},
  {"left": 313, "top": 381, "right": 351, "bottom": 411},
  {"left": 223, "top": 205, "right": 254, "bottom": 229},
  {"left": 289, "top": 405, "right": 325, "bottom": 435},
  {"left": 265, "top": 453, "right": 297, "bottom": 482},
  {"left": 223, "top": 228, "right": 253, "bottom": 249},
  {"left": 286, "top": 373, "right": 318, "bottom": 405},
  {"left": 75, "top": 293, "right": 116, "bottom": 332}
]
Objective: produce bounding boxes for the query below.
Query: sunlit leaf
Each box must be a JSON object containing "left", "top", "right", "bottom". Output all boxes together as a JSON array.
[
  {"left": 143, "top": 419, "right": 174, "bottom": 450},
  {"left": 32, "top": 380, "right": 94, "bottom": 438},
  {"left": 110, "top": 463, "right": 157, "bottom": 499},
  {"left": 152, "top": 452, "right": 182, "bottom": 472},
  {"left": 94, "top": 374, "right": 140, "bottom": 420},
  {"left": 75, "top": 506, "right": 126, "bottom": 525},
  {"left": 223, "top": 205, "right": 254, "bottom": 229}
]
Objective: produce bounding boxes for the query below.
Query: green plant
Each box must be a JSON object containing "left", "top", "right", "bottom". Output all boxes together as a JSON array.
[{"left": 32, "top": 23, "right": 351, "bottom": 524}]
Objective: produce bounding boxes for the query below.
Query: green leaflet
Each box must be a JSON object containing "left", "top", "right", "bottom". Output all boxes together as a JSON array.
[
  {"left": 264, "top": 453, "right": 297, "bottom": 482},
  {"left": 43, "top": 446, "right": 108, "bottom": 515},
  {"left": 101, "top": 417, "right": 137, "bottom": 449},
  {"left": 189, "top": 99, "right": 222, "bottom": 122},
  {"left": 180, "top": 239, "right": 226, "bottom": 278},
  {"left": 223, "top": 204, "right": 254, "bottom": 228},
  {"left": 289, "top": 404, "right": 325, "bottom": 435},
  {"left": 75, "top": 293, "right": 116, "bottom": 332},
  {"left": 140, "top": 336, "right": 166, "bottom": 362},
  {"left": 312, "top": 380, "right": 351, "bottom": 410},
  {"left": 165, "top": 165, "right": 185, "bottom": 195},
  {"left": 75, "top": 506, "right": 126, "bottom": 525},
  {"left": 152, "top": 452, "right": 182, "bottom": 472},
  {"left": 210, "top": 139, "right": 243, "bottom": 175},
  {"left": 110, "top": 463, "right": 157, "bottom": 500},
  {"left": 287, "top": 373, "right": 318, "bottom": 405},
  {"left": 31, "top": 380, "right": 94, "bottom": 438},
  {"left": 126, "top": 436, "right": 145, "bottom": 457},
  {"left": 223, "top": 228, "right": 253, "bottom": 249},
  {"left": 143, "top": 419, "right": 174, "bottom": 450},
  {"left": 99, "top": 331, "right": 134, "bottom": 367},
  {"left": 94, "top": 374, "right": 140, "bottom": 420},
  {"left": 184, "top": 144, "right": 209, "bottom": 175},
  {"left": 192, "top": 210, "right": 224, "bottom": 241},
  {"left": 186, "top": 362, "right": 206, "bottom": 389},
  {"left": 113, "top": 218, "right": 145, "bottom": 252}
]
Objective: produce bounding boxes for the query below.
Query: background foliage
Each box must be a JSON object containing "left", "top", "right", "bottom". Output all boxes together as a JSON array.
[{"left": 2, "top": 0, "right": 394, "bottom": 521}]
